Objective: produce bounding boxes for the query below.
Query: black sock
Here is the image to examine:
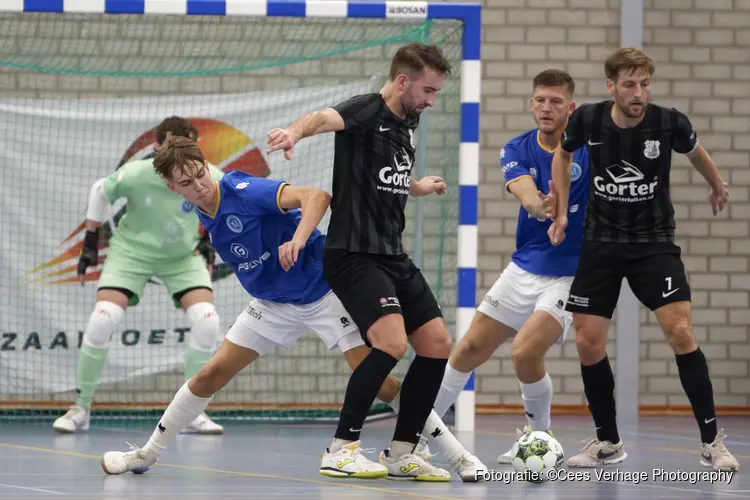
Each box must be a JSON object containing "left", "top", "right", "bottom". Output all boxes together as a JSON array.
[
  {"left": 676, "top": 347, "right": 717, "bottom": 444},
  {"left": 581, "top": 354, "right": 620, "bottom": 444},
  {"left": 392, "top": 355, "right": 448, "bottom": 446},
  {"left": 334, "top": 348, "right": 399, "bottom": 442}
]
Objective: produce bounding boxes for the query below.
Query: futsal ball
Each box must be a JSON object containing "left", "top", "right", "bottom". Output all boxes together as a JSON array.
[{"left": 510, "top": 431, "right": 564, "bottom": 483}]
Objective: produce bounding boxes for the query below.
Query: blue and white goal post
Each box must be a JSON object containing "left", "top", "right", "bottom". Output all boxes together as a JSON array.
[{"left": 12, "top": 0, "right": 482, "bottom": 433}]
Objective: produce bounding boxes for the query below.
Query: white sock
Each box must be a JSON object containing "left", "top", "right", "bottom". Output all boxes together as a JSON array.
[
  {"left": 433, "top": 363, "right": 470, "bottom": 418},
  {"left": 421, "top": 409, "right": 468, "bottom": 459},
  {"left": 387, "top": 390, "right": 401, "bottom": 413},
  {"left": 143, "top": 381, "right": 212, "bottom": 456},
  {"left": 519, "top": 373, "right": 553, "bottom": 431},
  {"left": 329, "top": 438, "right": 354, "bottom": 453}
]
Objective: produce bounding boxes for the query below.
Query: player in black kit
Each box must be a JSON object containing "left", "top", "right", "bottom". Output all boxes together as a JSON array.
[
  {"left": 267, "top": 43, "right": 483, "bottom": 481},
  {"left": 548, "top": 47, "right": 738, "bottom": 471}
]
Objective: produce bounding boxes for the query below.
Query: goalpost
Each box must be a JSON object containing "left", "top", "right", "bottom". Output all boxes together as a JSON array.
[{"left": 0, "top": 0, "right": 480, "bottom": 432}]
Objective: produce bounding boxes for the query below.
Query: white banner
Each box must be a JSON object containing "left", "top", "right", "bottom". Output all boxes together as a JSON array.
[{"left": 0, "top": 80, "right": 375, "bottom": 394}]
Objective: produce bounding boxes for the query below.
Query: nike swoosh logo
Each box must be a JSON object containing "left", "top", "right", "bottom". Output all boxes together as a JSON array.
[
  {"left": 588, "top": 140, "right": 603, "bottom": 146},
  {"left": 349, "top": 427, "right": 361, "bottom": 432},
  {"left": 597, "top": 449, "right": 617, "bottom": 459},
  {"left": 379, "top": 126, "right": 390, "bottom": 132},
  {"left": 705, "top": 417, "right": 716, "bottom": 424},
  {"left": 662, "top": 288, "right": 680, "bottom": 298}
]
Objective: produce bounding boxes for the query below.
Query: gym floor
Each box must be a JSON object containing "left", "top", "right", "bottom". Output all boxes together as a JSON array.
[{"left": 0, "top": 414, "right": 747, "bottom": 499}]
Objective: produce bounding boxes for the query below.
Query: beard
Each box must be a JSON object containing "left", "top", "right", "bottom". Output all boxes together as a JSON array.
[{"left": 617, "top": 98, "right": 646, "bottom": 118}]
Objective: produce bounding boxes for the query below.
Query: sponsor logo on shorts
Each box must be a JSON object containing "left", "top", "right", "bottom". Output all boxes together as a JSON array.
[
  {"left": 340, "top": 317, "right": 351, "bottom": 328},
  {"left": 556, "top": 300, "right": 564, "bottom": 309},
  {"left": 482, "top": 294, "right": 499, "bottom": 308},
  {"left": 380, "top": 297, "right": 401, "bottom": 308},
  {"left": 568, "top": 294, "right": 589, "bottom": 308},
  {"left": 245, "top": 305, "right": 263, "bottom": 320}
]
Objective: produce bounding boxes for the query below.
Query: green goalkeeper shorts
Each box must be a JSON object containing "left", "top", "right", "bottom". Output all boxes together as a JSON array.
[{"left": 97, "top": 249, "right": 212, "bottom": 308}]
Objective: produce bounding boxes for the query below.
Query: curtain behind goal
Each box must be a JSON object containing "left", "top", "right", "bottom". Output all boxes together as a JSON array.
[{"left": 0, "top": 13, "right": 461, "bottom": 426}]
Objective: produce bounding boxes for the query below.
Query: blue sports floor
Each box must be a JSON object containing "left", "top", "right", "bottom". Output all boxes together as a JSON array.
[{"left": 0, "top": 414, "right": 747, "bottom": 499}]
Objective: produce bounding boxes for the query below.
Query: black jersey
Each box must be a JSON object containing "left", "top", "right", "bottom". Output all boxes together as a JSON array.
[
  {"left": 561, "top": 100, "right": 698, "bottom": 243},
  {"left": 325, "top": 93, "right": 418, "bottom": 256}
]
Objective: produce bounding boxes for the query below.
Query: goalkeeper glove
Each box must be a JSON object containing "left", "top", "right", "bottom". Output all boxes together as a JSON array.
[
  {"left": 196, "top": 233, "right": 216, "bottom": 269},
  {"left": 77, "top": 229, "right": 99, "bottom": 283}
]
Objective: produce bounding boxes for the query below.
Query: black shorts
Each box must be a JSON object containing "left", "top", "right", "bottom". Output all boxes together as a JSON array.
[
  {"left": 323, "top": 249, "right": 443, "bottom": 343},
  {"left": 566, "top": 240, "right": 691, "bottom": 319}
]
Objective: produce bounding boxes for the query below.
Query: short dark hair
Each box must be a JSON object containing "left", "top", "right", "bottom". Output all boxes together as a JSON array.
[
  {"left": 153, "top": 136, "right": 205, "bottom": 181},
  {"left": 533, "top": 69, "right": 575, "bottom": 95},
  {"left": 388, "top": 43, "right": 452, "bottom": 81},
  {"left": 155, "top": 116, "right": 198, "bottom": 145},
  {"left": 604, "top": 47, "right": 655, "bottom": 82}
]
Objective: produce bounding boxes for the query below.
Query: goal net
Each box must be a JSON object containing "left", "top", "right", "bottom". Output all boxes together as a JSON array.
[{"left": 0, "top": 10, "right": 464, "bottom": 426}]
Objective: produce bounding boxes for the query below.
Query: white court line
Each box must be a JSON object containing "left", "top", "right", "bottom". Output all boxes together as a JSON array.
[
  {"left": 0, "top": 483, "right": 65, "bottom": 495},
  {"left": 615, "top": 480, "right": 747, "bottom": 498}
]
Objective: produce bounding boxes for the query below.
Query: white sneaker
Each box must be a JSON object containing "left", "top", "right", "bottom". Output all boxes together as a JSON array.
[
  {"left": 320, "top": 441, "right": 388, "bottom": 479},
  {"left": 700, "top": 429, "right": 740, "bottom": 471},
  {"left": 448, "top": 451, "right": 487, "bottom": 482},
  {"left": 101, "top": 443, "right": 158, "bottom": 475},
  {"left": 180, "top": 413, "right": 224, "bottom": 434},
  {"left": 380, "top": 448, "right": 451, "bottom": 481},
  {"left": 52, "top": 406, "right": 90, "bottom": 433},
  {"left": 567, "top": 437, "right": 626, "bottom": 468},
  {"left": 497, "top": 426, "right": 529, "bottom": 464}
]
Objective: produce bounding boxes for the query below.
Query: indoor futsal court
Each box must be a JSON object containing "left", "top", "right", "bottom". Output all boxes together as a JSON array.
[{"left": 1, "top": 414, "right": 748, "bottom": 499}]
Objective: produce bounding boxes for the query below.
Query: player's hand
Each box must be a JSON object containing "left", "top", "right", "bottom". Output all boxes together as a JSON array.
[
  {"left": 77, "top": 230, "right": 99, "bottom": 285},
  {"left": 194, "top": 233, "right": 216, "bottom": 276},
  {"left": 539, "top": 180, "right": 557, "bottom": 219},
  {"left": 266, "top": 128, "right": 297, "bottom": 160},
  {"left": 279, "top": 238, "right": 306, "bottom": 271},
  {"left": 547, "top": 215, "right": 568, "bottom": 246},
  {"left": 709, "top": 180, "right": 729, "bottom": 216},
  {"left": 419, "top": 176, "right": 447, "bottom": 196}
]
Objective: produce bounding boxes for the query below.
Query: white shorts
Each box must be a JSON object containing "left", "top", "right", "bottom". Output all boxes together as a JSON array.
[
  {"left": 225, "top": 291, "right": 364, "bottom": 356},
  {"left": 477, "top": 261, "right": 573, "bottom": 344}
]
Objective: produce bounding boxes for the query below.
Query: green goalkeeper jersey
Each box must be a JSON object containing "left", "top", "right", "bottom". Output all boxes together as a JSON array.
[{"left": 103, "top": 159, "right": 225, "bottom": 263}]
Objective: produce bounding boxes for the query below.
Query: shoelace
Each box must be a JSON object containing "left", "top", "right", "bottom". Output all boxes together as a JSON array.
[
  {"left": 350, "top": 447, "right": 377, "bottom": 462},
  {"left": 579, "top": 437, "right": 601, "bottom": 452},
  {"left": 710, "top": 432, "right": 731, "bottom": 457}
]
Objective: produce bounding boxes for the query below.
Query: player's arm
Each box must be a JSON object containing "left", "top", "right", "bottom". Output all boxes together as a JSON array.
[
  {"left": 267, "top": 94, "right": 379, "bottom": 159},
  {"left": 507, "top": 177, "right": 554, "bottom": 220},
  {"left": 266, "top": 108, "right": 344, "bottom": 160},
  {"left": 549, "top": 107, "right": 585, "bottom": 245},
  {"left": 78, "top": 177, "right": 110, "bottom": 283},
  {"left": 672, "top": 109, "right": 728, "bottom": 215},
  {"left": 277, "top": 184, "right": 332, "bottom": 270},
  {"left": 502, "top": 144, "right": 554, "bottom": 220}
]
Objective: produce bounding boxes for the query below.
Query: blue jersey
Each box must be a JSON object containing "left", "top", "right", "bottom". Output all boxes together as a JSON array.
[
  {"left": 502, "top": 129, "right": 589, "bottom": 277},
  {"left": 197, "top": 171, "right": 329, "bottom": 305}
]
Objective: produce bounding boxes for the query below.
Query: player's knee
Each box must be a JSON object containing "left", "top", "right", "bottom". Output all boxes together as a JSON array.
[
  {"left": 375, "top": 336, "right": 408, "bottom": 360},
  {"left": 664, "top": 320, "right": 695, "bottom": 354},
  {"left": 430, "top": 327, "right": 453, "bottom": 358},
  {"left": 186, "top": 302, "right": 220, "bottom": 353},
  {"left": 83, "top": 301, "right": 125, "bottom": 349},
  {"left": 511, "top": 337, "right": 543, "bottom": 370},
  {"left": 575, "top": 329, "right": 606, "bottom": 362}
]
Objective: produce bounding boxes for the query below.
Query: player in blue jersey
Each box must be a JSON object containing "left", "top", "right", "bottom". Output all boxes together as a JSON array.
[
  {"left": 429, "top": 70, "right": 589, "bottom": 462},
  {"left": 99, "top": 136, "right": 482, "bottom": 481}
]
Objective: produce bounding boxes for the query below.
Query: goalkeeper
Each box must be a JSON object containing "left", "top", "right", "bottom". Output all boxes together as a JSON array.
[{"left": 52, "top": 117, "right": 224, "bottom": 435}]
